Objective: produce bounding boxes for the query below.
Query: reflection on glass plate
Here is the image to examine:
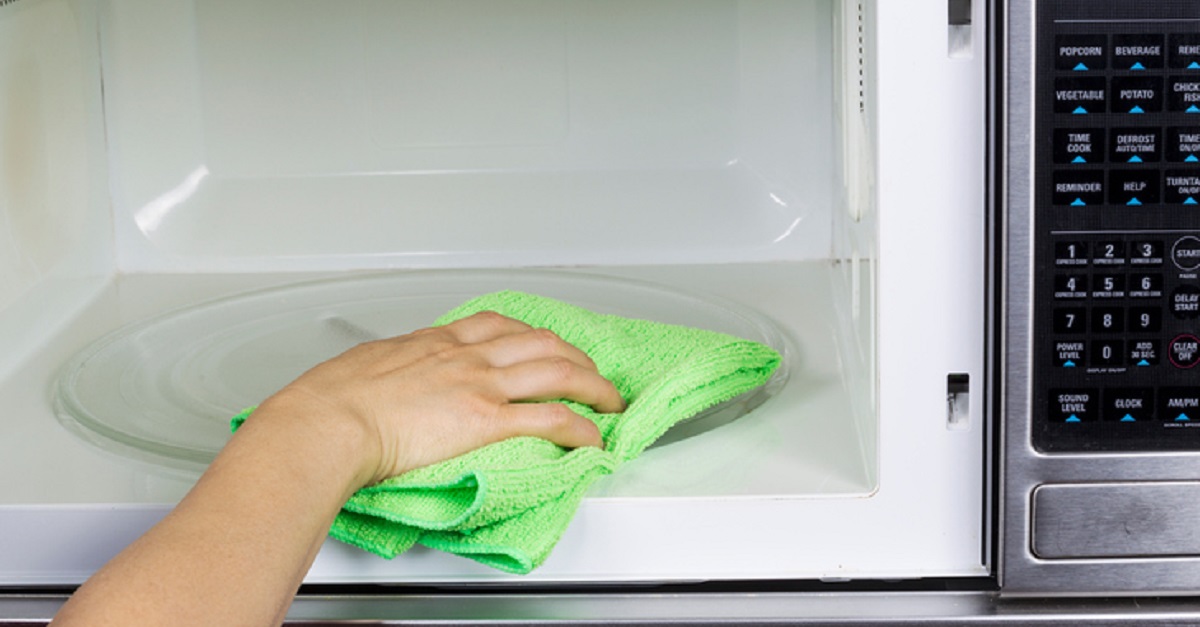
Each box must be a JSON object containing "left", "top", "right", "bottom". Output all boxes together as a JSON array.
[{"left": 54, "top": 270, "right": 789, "bottom": 471}]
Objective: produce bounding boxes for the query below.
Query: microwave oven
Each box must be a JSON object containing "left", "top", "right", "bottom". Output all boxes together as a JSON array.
[{"left": 5, "top": 0, "right": 1200, "bottom": 623}]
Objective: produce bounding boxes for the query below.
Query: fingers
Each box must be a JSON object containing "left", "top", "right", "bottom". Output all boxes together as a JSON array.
[
  {"left": 494, "top": 402, "right": 604, "bottom": 449},
  {"left": 435, "top": 312, "right": 625, "bottom": 414},
  {"left": 475, "top": 327, "right": 598, "bottom": 372},
  {"left": 438, "top": 311, "right": 536, "bottom": 345},
  {"left": 494, "top": 357, "right": 626, "bottom": 415}
]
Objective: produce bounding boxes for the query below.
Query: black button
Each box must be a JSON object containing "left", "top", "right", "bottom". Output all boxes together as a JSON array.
[
  {"left": 1055, "top": 77, "right": 1107, "bottom": 114},
  {"left": 1129, "top": 340, "right": 1160, "bottom": 367},
  {"left": 1104, "top": 388, "right": 1155, "bottom": 422},
  {"left": 1091, "top": 339, "right": 1124, "bottom": 366},
  {"left": 1167, "top": 127, "right": 1200, "bottom": 162},
  {"left": 1130, "top": 240, "right": 1165, "bottom": 266},
  {"left": 1109, "top": 170, "right": 1160, "bottom": 206},
  {"left": 1170, "top": 33, "right": 1200, "bottom": 70},
  {"left": 1158, "top": 387, "right": 1200, "bottom": 422},
  {"left": 1055, "top": 241, "right": 1089, "bottom": 266},
  {"left": 1168, "top": 334, "right": 1200, "bottom": 368},
  {"left": 1054, "top": 307, "right": 1087, "bottom": 333},
  {"left": 1048, "top": 388, "right": 1100, "bottom": 423},
  {"left": 1057, "top": 35, "right": 1107, "bottom": 71},
  {"left": 1110, "top": 128, "right": 1161, "bottom": 163},
  {"left": 1054, "top": 274, "right": 1088, "bottom": 299},
  {"left": 1114, "top": 35, "right": 1165, "bottom": 71},
  {"left": 1129, "top": 273, "right": 1164, "bottom": 298},
  {"left": 1091, "top": 307, "right": 1125, "bottom": 333},
  {"left": 1164, "top": 171, "right": 1200, "bottom": 205},
  {"left": 1168, "top": 76, "right": 1200, "bottom": 113},
  {"left": 1091, "top": 273, "right": 1125, "bottom": 299},
  {"left": 1093, "top": 240, "right": 1126, "bottom": 266},
  {"left": 1054, "top": 340, "right": 1085, "bottom": 368},
  {"left": 1054, "top": 171, "right": 1105, "bottom": 206},
  {"left": 1055, "top": 128, "right": 1106, "bottom": 164},
  {"left": 1171, "top": 236, "right": 1200, "bottom": 270},
  {"left": 1171, "top": 285, "right": 1200, "bottom": 319},
  {"left": 1128, "top": 306, "right": 1162, "bottom": 332},
  {"left": 1112, "top": 76, "right": 1163, "bottom": 114}
]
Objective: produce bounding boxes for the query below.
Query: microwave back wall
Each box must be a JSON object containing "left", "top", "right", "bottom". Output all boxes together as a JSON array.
[{"left": 0, "top": 0, "right": 989, "bottom": 585}]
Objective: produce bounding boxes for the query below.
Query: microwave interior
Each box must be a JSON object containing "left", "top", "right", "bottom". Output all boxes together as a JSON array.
[{"left": 0, "top": 0, "right": 988, "bottom": 585}]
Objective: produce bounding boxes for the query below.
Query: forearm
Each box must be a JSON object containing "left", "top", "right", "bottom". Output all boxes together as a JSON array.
[{"left": 52, "top": 400, "right": 369, "bottom": 627}]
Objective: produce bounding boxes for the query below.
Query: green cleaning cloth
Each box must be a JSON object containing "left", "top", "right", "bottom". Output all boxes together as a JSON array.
[{"left": 232, "top": 290, "right": 781, "bottom": 574}]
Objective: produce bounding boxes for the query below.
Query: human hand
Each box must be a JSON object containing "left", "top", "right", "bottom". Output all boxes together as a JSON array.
[{"left": 250, "top": 311, "right": 625, "bottom": 489}]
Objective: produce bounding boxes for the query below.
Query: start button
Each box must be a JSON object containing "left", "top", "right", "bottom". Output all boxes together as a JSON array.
[{"left": 1172, "top": 235, "right": 1200, "bottom": 270}]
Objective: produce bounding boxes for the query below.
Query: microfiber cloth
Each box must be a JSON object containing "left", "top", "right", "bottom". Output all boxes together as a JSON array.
[{"left": 232, "top": 290, "right": 781, "bottom": 574}]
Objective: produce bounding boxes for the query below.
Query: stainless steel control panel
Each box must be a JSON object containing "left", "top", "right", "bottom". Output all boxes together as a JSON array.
[{"left": 1002, "top": 0, "right": 1200, "bottom": 596}]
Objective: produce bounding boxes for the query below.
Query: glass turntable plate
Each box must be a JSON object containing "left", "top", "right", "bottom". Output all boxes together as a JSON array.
[{"left": 54, "top": 270, "right": 788, "bottom": 470}]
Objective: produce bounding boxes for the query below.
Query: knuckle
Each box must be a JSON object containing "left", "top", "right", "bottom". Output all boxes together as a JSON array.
[
  {"left": 467, "top": 310, "right": 508, "bottom": 329},
  {"left": 544, "top": 356, "right": 578, "bottom": 383},
  {"left": 536, "top": 403, "right": 581, "bottom": 430},
  {"left": 529, "top": 327, "right": 562, "bottom": 345}
]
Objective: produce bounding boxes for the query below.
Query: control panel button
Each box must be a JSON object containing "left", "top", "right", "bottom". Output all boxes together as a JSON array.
[
  {"left": 1168, "top": 334, "right": 1200, "bottom": 369},
  {"left": 1049, "top": 389, "right": 1100, "bottom": 423},
  {"left": 1054, "top": 274, "right": 1088, "bottom": 299},
  {"left": 1110, "top": 128, "right": 1161, "bottom": 163},
  {"left": 1056, "top": 241, "right": 1089, "bottom": 266},
  {"left": 1092, "top": 240, "right": 1126, "bottom": 266},
  {"left": 1130, "top": 240, "right": 1165, "bottom": 266},
  {"left": 1114, "top": 35, "right": 1165, "bottom": 70},
  {"left": 1164, "top": 171, "right": 1200, "bottom": 205},
  {"left": 1170, "top": 285, "right": 1200, "bottom": 319},
  {"left": 1104, "top": 388, "right": 1154, "bottom": 422},
  {"left": 1170, "top": 33, "right": 1200, "bottom": 70},
  {"left": 1057, "top": 35, "right": 1107, "bottom": 71},
  {"left": 1055, "top": 77, "right": 1107, "bottom": 114},
  {"left": 1159, "top": 387, "right": 1200, "bottom": 421},
  {"left": 1129, "top": 340, "right": 1160, "bottom": 367},
  {"left": 1112, "top": 76, "right": 1164, "bottom": 113},
  {"left": 1168, "top": 76, "right": 1200, "bottom": 113},
  {"left": 1109, "top": 170, "right": 1160, "bottom": 206},
  {"left": 1167, "top": 127, "right": 1200, "bottom": 162},
  {"left": 1171, "top": 236, "right": 1200, "bottom": 270},
  {"left": 1054, "top": 171, "right": 1105, "bottom": 206},
  {"left": 1091, "top": 339, "right": 1125, "bottom": 367},
  {"left": 1055, "top": 128, "right": 1106, "bottom": 163},
  {"left": 1091, "top": 273, "right": 1126, "bottom": 298},
  {"left": 1055, "top": 341, "right": 1085, "bottom": 368},
  {"left": 1091, "top": 306, "right": 1125, "bottom": 333},
  {"left": 1128, "top": 306, "right": 1162, "bottom": 332},
  {"left": 1054, "top": 307, "right": 1087, "bottom": 333},
  {"left": 1129, "top": 273, "right": 1164, "bottom": 298}
]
